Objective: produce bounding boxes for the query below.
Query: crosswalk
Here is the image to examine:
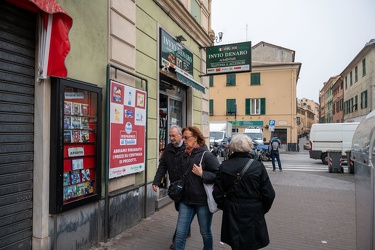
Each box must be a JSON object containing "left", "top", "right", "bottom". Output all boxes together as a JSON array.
[{"left": 262, "top": 162, "right": 346, "bottom": 172}]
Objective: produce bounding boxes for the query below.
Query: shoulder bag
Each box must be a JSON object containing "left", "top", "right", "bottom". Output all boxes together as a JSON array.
[
  {"left": 168, "top": 161, "right": 191, "bottom": 202},
  {"left": 200, "top": 151, "right": 219, "bottom": 213}
]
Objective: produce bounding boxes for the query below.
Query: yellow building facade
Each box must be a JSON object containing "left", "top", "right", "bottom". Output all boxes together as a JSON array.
[{"left": 209, "top": 42, "right": 301, "bottom": 150}]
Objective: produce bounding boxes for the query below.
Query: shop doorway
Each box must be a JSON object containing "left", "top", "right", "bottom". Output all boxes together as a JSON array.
[{"left": 159, "top": 94, "right": 185, "bottom": 155}]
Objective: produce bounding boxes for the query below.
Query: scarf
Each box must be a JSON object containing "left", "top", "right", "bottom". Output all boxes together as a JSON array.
[{"left": 185, "top": 144, "right": 200, "bottom": 156}]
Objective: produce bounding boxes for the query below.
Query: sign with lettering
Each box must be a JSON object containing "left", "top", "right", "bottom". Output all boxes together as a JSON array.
[
  {"left": 160, "top": 28, "right": 194, "bottom": 77},
  {"left": 109, "top": 80, "right": 147, "bottom": 178},
  {"left": 206, "top": 41, "right": 252, "bottom": 75}
]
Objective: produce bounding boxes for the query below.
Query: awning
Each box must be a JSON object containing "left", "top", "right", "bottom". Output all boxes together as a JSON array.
[
  {"left": 6, "top": 0, "right": 72, "bottom": 78},
  {"left": 175, "top": 72, "right": 205, "bottom": 94}
]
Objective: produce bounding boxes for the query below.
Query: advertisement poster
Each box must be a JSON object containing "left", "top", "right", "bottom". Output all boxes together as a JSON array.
[{"left": 109, "top": 80, "right": 147, "bottom": 178}]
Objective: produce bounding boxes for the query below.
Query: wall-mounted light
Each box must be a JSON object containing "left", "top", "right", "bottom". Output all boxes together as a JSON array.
[
  {"left": 176, "top": 35, "right": 187, "bottom": 43},
  {"left": 213, "top": 32, "right": 223, "bottom": 43}
]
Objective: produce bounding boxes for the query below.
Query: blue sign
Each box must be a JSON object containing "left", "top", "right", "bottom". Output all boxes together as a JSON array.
[{"left": 269, "top": 120, "right": 276, "bottom": 126}]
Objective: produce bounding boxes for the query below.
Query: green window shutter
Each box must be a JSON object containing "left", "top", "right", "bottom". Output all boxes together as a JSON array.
[
  {"left": 260, "top": 98, "right": 266, "bottom": 115},
  {"left": 226, "top": 74, "right": 236, "bottom": 86},
  {"left": 209, "top": 99, "right": 214, "bottom": 115},
  {"left": 226, "top": 99, "right": 235, "bottom": 115},
  {"left": 245, "top": 98, "right": 250, "bottom": 115},
  {"left": 362, "top": 58, "right": 366, "bottom": 76},
  {"left": 209, "top": 76, "right": 213, "bottom": 87},
  {"left": 250, "top": 73, "right": 260, "bottom": 85},
  {"left": 364, "top": 90, "right": 368, "bottom": 108}
]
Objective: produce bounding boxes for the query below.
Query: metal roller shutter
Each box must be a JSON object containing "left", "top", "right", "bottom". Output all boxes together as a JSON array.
[{"left": 0, "top": 1, "right": 35, "bottom": 249}]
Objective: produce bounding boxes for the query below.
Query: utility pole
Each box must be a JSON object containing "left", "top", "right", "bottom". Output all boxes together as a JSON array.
[{"left": 234, "top": 103, "right": 237, "bottom": 134}]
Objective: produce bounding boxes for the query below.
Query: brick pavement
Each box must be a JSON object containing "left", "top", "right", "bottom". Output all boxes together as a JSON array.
[{"left": 91, "top": 163, "right": 355, "bottom": 250}]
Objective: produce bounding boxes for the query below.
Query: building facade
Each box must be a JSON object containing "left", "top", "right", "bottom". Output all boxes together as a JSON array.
[
  {"left": 209, "top": 41, "right": 302, "bottom": 150},
  {"left": 319, "top": 39, "right": 375, "bottom": 124},
  {"left": 0, "top": 0, "right": 214, "bottom": 249},
  {"left": 342, "top": 39, "right": 375, "bottom": 122},
  {"left": 297, "top": 98, "right": 319, "bottom": 136}
]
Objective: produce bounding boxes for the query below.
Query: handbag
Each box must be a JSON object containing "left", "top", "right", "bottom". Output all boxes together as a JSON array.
[
  {"left": 200, "top": 151, "right": 219, "bottom": 213},
  {"left": 168, "top": 162, "right": 192, "bottom": 202}
]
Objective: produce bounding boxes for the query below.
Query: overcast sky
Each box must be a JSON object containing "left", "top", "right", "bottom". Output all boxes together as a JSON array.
[{"left": 211, "top": 0, "right": 375, "bottom": 103}]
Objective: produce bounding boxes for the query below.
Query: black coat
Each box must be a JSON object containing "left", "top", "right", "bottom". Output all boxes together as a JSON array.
[
  {"left": 152, "top": 142, "right": 186, "bottom": 186},
  {"left": 213, "top": 152, "right": 275, "bottom": 250},
  {"left": 180, "top": 145, "right": 220, "bottom": 206}
]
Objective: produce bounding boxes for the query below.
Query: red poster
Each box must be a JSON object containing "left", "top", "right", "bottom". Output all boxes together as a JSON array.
[{"left": 109, "top": 81, "right": 147, "bottom": 178}]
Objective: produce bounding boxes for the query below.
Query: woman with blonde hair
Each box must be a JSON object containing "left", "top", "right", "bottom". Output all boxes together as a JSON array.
[{"left": 213, "top": 133, "right": 275, "bottom": 250}]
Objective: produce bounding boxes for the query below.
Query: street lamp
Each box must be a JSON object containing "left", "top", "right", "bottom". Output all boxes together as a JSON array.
[{"left": 213, "top": 32, "right": 223, "bottom": 43}]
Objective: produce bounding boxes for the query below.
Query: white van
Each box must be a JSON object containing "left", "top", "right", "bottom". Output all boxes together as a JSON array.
[
  {"left": 309, "top": 122, "right": 360, "bottom": 164},
  {"left": 243, "top": 128, "right": 264, "bottom": 145}
]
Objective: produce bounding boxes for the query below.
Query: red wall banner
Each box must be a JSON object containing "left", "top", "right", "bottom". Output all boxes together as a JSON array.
[{"left": 109, "top": 80, "right": 147, "bottom": 178}]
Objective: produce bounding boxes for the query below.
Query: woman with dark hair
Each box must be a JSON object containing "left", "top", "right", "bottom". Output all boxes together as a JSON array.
[
  {"left": 173, "top": 126, "right": 220, "bottom": 250},
  {"left": 213, "top": 133, "right": 275, "bottom": 250}
]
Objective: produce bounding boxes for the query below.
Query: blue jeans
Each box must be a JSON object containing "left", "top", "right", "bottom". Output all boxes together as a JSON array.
[
  {"left": 271, "top": 150, "right": 282, "bottom": 170},
  {"left": 174, "top": 202, "right": 213, "bottom": 250}
]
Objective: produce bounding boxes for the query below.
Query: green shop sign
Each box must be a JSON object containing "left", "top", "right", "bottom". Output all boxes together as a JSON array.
[
  {"left": 206, "top": 41, "right": 252, "bottom": 75},
  {"left": 160, "top": 28, "right": 194, "bottom": 77},
  {"left": 230, "top": 121, "right": 264, "bottom": 127}
]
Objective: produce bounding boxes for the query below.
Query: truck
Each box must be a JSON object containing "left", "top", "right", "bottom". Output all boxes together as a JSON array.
[
  {"left": 243, "top": 128, "right": 264, "bottom": 145},
  {"left": 209, "top": 122, "right": 232, "bottom": 145},
  {"left": 309, "top": 122, "right": 360, "bottom": 164}
]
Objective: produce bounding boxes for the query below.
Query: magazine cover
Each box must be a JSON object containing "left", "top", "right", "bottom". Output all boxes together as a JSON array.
[
  {"left": 81, "top": 116, "right": 89, "bottom": 129},
  {"left": 68, "top": 185, "right": 77, "bottom": 199},
  {"left": 63, "top": 186, "right": 69, "bottom": 201},
  {"left": 64, "top": 116, "right": 72, "bottom": 129},
  {"left": 72, "top": 158, "right": 84, "bottom": 170},
  {"left": 72, "top": 103, "right": 81, "bottom": 115},
  {"left": 81, "top": 130, "right": 89, "bottom": 142},
  {"left": 63, "top": 172, "right": 70, "bottom": 186},
  {"left": 81, "top": 169, "right": 90, "bottom": 181},
  {"left": 84, "top": 181, "right": 94, "bottom": 194},
  {"left": 71, "top": 170, "right": 81, "bottom": 184},
  {"left": 72, "top": 130, "right": 81, "bottom": 143},
  {"left": 71, "top": 116, "right": 81, "bottom": 129},
  {"left": 76, "top": 183, "right": 85, "bottom": 196},
  {"left": 81, "top": 104, "right": 89, "bottom": 116},
  {"left": 64, "top": 130, "right": 72, "bottom": 143},
  {"left": 64, "top": 101, "right": 72, "bottom": 115}
]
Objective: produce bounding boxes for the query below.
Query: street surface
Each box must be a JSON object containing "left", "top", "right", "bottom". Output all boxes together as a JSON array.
[{"left": 92, "top": 139, "right": 355, "bottom": 250}]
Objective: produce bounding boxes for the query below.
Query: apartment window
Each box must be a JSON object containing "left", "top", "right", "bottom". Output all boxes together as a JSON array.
[
  {"left": 361, "top": 90, "right": 368, "bottom": 109},
  {"left": 226, "top": 99, "right": 236, "bottom": 115},
  {"left": 350, "top": 72, "right": 353, "bottom": 86},
  {"left": 362, "top": 58, "right": 366, "bottom": 76},
  {"left": 209, "top": 99, "right": 214, "bottom": 116},
  {"left": 250, "top": 73, "right": 260, "bottom": 85},
  {"left": 226, "top": 74, "right": 236, "bottom": 86},
  {"left": 340, "top": 99, "right": 343, "bottom": 111},
  {"left": 245, "top": 98, "right": 266, "bottom": 115},
  {"left": 345, "top": 76, "right": 347, "bottom": 89},
  {"left": 350, "top": 98, "right": 354, "bottom": 113},
  {"left": 355, "top": 66, "right": 358, "bottom": 82},
  {"left": 191, "top": 0, "right": 201, "bottom": 23},
  {"left": 354, "top": 95, "right": 358, "bottom": 111},
  {"left": 209, "top": 75, "right": 213, "bottom": 87}
]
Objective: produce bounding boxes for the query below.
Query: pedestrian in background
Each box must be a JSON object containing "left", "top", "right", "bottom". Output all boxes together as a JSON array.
[
  {"left": 269, "top": 135, "right": 282, "bottom": 171},
  {"left": 213, "top": 134, "right": 275, "bottom": 250},
  {"left": 174, "top": 126, "right": 220, "bottom": 250},
  {"left": 152, "top": 125, "right": 192, "bottom": 249}
]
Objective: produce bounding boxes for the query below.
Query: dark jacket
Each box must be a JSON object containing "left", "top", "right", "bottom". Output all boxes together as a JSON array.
[
  {"left": 152, "top": 142, "right": 185, "bottom": 186},
  {"left": 180, "top": 145, "right": 220, "bottom": 206},
  {"left": 213, "top": 152, "right": 275, "bottom": 250}
]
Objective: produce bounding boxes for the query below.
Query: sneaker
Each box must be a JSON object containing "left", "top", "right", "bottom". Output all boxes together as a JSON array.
[
  {"left": 273, "top": 169, "right": 276, "bottom": 171},
  {"left": 279, "top": 169, "right": 282, "bottom": 172},
  {"left": 169, "top": 243, "right": 174, "bottom": 249}
]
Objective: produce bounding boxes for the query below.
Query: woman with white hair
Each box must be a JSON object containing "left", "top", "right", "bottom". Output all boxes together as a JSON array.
[{"left": 213, "top": 133, "right": 275, "bottom": 250}]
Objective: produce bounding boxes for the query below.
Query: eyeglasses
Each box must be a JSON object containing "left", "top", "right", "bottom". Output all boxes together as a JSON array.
[{"left": 182, "top": 135, "right": 193, "bottom": 140}]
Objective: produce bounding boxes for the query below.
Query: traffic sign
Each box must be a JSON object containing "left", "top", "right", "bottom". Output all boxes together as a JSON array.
[{"left": 269, "top": 120, "right": 275, "bottom": 126}]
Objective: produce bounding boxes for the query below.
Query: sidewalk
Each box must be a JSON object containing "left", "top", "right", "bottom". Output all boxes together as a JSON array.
[{"left": 91, "top": 164, "right": 355, "bottom": 250}]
